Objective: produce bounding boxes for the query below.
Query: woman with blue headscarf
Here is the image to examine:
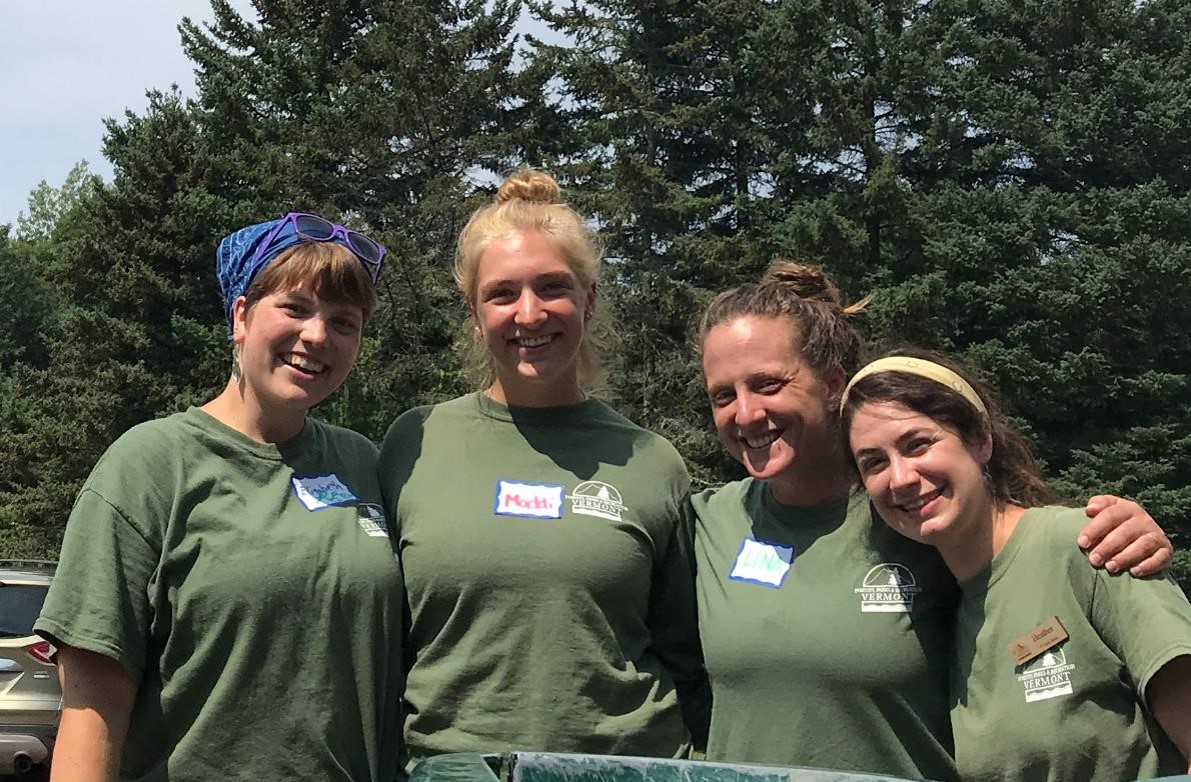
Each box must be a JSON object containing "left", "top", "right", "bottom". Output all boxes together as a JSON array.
[{"left": 36, "top": 214, "right": 403, "bottom": 782}]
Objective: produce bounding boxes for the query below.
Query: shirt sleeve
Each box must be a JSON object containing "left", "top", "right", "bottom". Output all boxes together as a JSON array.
[
  {"left": 378, "top": 406, "right": 432, "bottom": 534},
  {"left": 1089, "top": 565, "right": 1191, "bottom": 702},
  {"left": 35, "top": 485, "right": 159, "bottom": 681},
  {"left": 646, "top": 489, "right": 712, "bottom": 751}
]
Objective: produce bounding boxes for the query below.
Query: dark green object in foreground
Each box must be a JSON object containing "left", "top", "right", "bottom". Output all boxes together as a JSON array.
[
  {"left": 409, "top": 753, "right": 1191, "bottom": 782},
  {"left": 408, "top": 752, "right": 928, "bottom": 782}
]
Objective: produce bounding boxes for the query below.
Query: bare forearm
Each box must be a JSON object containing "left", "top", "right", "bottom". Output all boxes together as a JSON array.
[
  {"left": 50, "top": 647, "right": 136, "bottom": 782},
  {"left": 1148, "top": 655, "right": 1191, "bottom": 770}
]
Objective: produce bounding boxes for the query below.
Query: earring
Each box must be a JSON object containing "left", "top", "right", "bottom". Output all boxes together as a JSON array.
[{"left": 231, "top": 344, "right": 243, "bottom": 383}]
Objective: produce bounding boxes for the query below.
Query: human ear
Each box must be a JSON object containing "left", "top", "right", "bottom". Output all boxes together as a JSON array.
[
  {"left": 976, "top": 421, "right": 994, "bottom": 465},
  {"left": 584, "top": 281, "right": 598, "bottom": 321},
  {"left": 231, "top": 296, "right": 250, "bottom": 344},
  {"left": 823, "top": 366, "right": 848, "bottom": 409}
]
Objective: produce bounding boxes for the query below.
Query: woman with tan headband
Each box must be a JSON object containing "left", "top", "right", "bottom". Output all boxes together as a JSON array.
[
  {"left": 378, "top": 170, "right": 708, "bottom": 769},
  {"left": 842, "top": 348, "right": 1191, "bottom": 781},
  {"left": 691, "top": 262, "right": 1172, "bottom": 778}
]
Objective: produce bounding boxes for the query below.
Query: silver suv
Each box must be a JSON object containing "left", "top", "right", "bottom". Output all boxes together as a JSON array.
[{"left": 0, "top": 561, "right": 58, "bottom": 777}]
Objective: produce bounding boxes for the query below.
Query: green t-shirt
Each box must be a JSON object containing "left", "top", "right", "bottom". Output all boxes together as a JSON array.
[
  {"left": 952, "top": 505, "right": 1191, "bottom": 782},
  {"left": 378, "top": 392, "right": 708, "bottom": 767},
  {"left": 36, "top": 408, "right": 404, "bottom": 782},
  {"left": 693, "top": 479, "right": 959, "bottom": 781}
]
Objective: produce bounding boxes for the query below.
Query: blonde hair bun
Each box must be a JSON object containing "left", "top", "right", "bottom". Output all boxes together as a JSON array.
[{"left": 495, "top": 169, "right": 562, "bottom": 205}]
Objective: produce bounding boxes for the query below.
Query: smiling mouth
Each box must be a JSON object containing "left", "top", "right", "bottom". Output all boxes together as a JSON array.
[
  {"left": 899, "top": 488, "right": 942, "bottom": 513},
  {"left": 282, "top": 352, "right": 327, "bottom": 376},
  {"left": 514, "top": 334, "right": 553, "bottom": 348},
  {"left": 740, "top": 430, "right": 781, "bottom": 450}
]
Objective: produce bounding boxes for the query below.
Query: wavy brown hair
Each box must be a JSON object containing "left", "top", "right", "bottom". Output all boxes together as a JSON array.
[{"left": 840, "top": 347, "right": 1060, "bottom": 508}]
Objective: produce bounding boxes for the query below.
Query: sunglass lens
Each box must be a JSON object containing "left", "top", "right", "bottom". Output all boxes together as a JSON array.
[
  {"left": 347, "top": 231, "right": 383, "bottom": 263},
  {"left": 294, "top": 214, "right": 335, "bottom": 240}
]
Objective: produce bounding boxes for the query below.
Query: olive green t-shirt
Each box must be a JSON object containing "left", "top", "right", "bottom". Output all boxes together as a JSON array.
[
  {"left": 952, "top": 505, "right": 1191, "bottom": 782},
  {"left": 36, "top": 408, "right": 404, "bottom": 782},
  {"left": 693, "top": 480, "right": 959, "bottom": 781},
  {"left": 379, "top": 392, "right": 708, "bottom": 767}
]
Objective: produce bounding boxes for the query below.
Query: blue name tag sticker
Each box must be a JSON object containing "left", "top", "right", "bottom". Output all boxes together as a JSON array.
[
  {"left": 493, "top": 479, "right": 565, "bottom": 519},
  {"left": 292, "top": 473, "right": 358, "bottom": 511},
  {"left": 729, "top": 537, "right": 795, "bottom": 588}
]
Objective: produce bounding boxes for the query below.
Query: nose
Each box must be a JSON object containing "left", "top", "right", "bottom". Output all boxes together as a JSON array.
[
  {"left": 514, "top": 289, "right": 547, "bottom": 327},
  {"left": 733, "top": 390, "right": 766, "bottom": 428},
  {"left": 301, "top": 315, "right": 330, "bottom": 345},
  {"left": 887, "top": 455, "right": 919, "bottom": 493}
]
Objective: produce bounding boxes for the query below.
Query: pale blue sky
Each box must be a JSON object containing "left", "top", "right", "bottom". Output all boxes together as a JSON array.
[{"left": 0, "top": 1, "right": 256, "bottom": 227}]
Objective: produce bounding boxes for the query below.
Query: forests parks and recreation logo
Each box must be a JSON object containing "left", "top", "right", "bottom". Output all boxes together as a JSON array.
[
  {"left": 569, "top": 480, "right": 628, "bottom": 521},
  {"left": 1017, "top": 647, "right": 1075, "bottom": 703},
  {"left": 854, "top": 563, "right": 921, "bottom": 612},
  {"left": 356, "top": 503, "right": 389, "bottom": 537}
]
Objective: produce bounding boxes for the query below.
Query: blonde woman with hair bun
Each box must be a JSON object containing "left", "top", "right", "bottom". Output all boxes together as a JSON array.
[
  {"left": 379, "top": 169, "right": 709, "bottom": 769},
  {"left": 691, "top": 260, "right": 1172, "bottom": 779}
]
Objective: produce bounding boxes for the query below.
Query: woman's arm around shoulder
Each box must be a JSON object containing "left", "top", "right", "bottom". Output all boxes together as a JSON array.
[
  {"left": 1079, "top": 495, "right": 1173, "bottom": 577},
  {"left": 51, "top": 646, "right": 137, "bottom": 782}
]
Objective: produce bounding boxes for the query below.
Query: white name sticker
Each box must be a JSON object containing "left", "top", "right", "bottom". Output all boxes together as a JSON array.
[
  {"left": 729, "top": 537, "right": 795, "bottom": 588},
  {"left": 494, "top": 480, "right": 565, "bottom": 519},
  {"left": 292, "top": 474, "right": 358, "bottom": 511}
]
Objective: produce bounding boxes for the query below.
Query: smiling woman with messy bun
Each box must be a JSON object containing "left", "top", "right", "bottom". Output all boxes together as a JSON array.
[{"left": 379, "top": 169, "right": 709, "bottom": 769}]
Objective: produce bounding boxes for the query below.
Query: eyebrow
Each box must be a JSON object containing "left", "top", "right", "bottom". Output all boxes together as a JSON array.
[{"left": 480, "top": 272, "right": 574, "bottom": 290}]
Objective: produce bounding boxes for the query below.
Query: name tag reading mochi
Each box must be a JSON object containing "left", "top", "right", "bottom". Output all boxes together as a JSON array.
[
  {"left": 292, "top": 474, "right": 358, "bottom": 511},
  {"left": 494, "top": 479, "right": 564, "bottom": 519},
  {"left": 730, "top": 538, "right": 795, "bottom": 588}
]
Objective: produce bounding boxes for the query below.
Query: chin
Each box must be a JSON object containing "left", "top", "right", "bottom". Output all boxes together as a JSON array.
[{"left": 739, "top": 450, "right": 793, "bottom": 482}]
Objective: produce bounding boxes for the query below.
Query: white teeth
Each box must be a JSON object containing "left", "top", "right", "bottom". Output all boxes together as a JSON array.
[
  {"left": 902, "top": 490, "right": 940, "bottom": 511},
  {"left": 516, "top": 335, "right": 552, "bottom": 348},
  {"left": 283, "top": 353, "right": 326, "bottom": 373},
  {"left": 743, "top": 431, "right": 781, "bottom": 449}
]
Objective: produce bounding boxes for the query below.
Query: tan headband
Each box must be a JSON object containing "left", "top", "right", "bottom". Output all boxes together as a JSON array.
[{"left": 840, "top": 357, "right": 988, "bottom": 415}]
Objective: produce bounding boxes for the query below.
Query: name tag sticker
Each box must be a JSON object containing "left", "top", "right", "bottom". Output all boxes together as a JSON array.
[
  {"left": 1008, "top": 616, "right": 1069, "bottom": 665},
  {"left": 494, "top": 480, "right": 565, "bottom": 519},
  {"left": 292, "top": 473, "right": 358, "bottom": 511},
  {"left": 729, "top": 537, "right": 795, "bottom": 588}
]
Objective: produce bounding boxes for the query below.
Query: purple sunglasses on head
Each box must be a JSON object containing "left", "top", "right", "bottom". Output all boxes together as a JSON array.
[{"left": 252, "top": 212, "right": 387, "bottom": 283}]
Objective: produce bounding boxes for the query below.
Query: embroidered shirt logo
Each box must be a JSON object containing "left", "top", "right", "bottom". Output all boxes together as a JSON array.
[
  {"left": 854, "top": 563, "right": 921, "bottom": 612},
  {"left": 1017, "top": 646, "right": 1075, "bottom": 702},
  {"left": 292, "top": 474, "right": 358, "bottom": 511},
  {"left": 494, "top": 480, "right": 564, "bottom": 519},
  {"left": 729, "top": 537, "right": 795, "bottom": 588},
  {"left": 569, "top": 481, "right": 628, "bottom": 521},
  {"left": 356, "top": 503, "right": 389, "bottom": 537}
]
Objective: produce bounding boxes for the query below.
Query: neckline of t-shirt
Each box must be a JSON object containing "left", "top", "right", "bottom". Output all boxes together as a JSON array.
[
  {"left": 471, "top": 390, "right": 602, "bottom": 425},
  {"left": 755, "top": 478, "right": 858, "bottom": 529},
  {"left": 185, "top": 406, "right": 316, "bottom": 461},
  {"left": 964, "top": 506, "right": 1041, "bottom": 594}
]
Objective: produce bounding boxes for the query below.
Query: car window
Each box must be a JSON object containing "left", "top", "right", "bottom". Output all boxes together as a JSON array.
[{"left": 0, "top": 584, "right": 49, "bottom": 638}]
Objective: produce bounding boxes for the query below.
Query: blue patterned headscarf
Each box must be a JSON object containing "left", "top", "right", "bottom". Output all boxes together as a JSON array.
[{"left": 215, "top": 217, "right": 305, "bottom": 333}]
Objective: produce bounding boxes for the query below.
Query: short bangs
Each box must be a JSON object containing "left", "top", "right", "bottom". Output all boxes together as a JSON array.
[{"left": 246, "top": 241, "right": 376, "bottom": 319}]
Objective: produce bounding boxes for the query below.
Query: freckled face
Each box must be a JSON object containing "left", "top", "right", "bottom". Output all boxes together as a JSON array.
[
  {"left": 471, "top": 230, "right": 594, "bottom": 406},
  {"left": 848, "top": 400, "right": 992, "bottom": 547},
  {"left": 702, "top": 315, "right": 842, "bottom": 487}
]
